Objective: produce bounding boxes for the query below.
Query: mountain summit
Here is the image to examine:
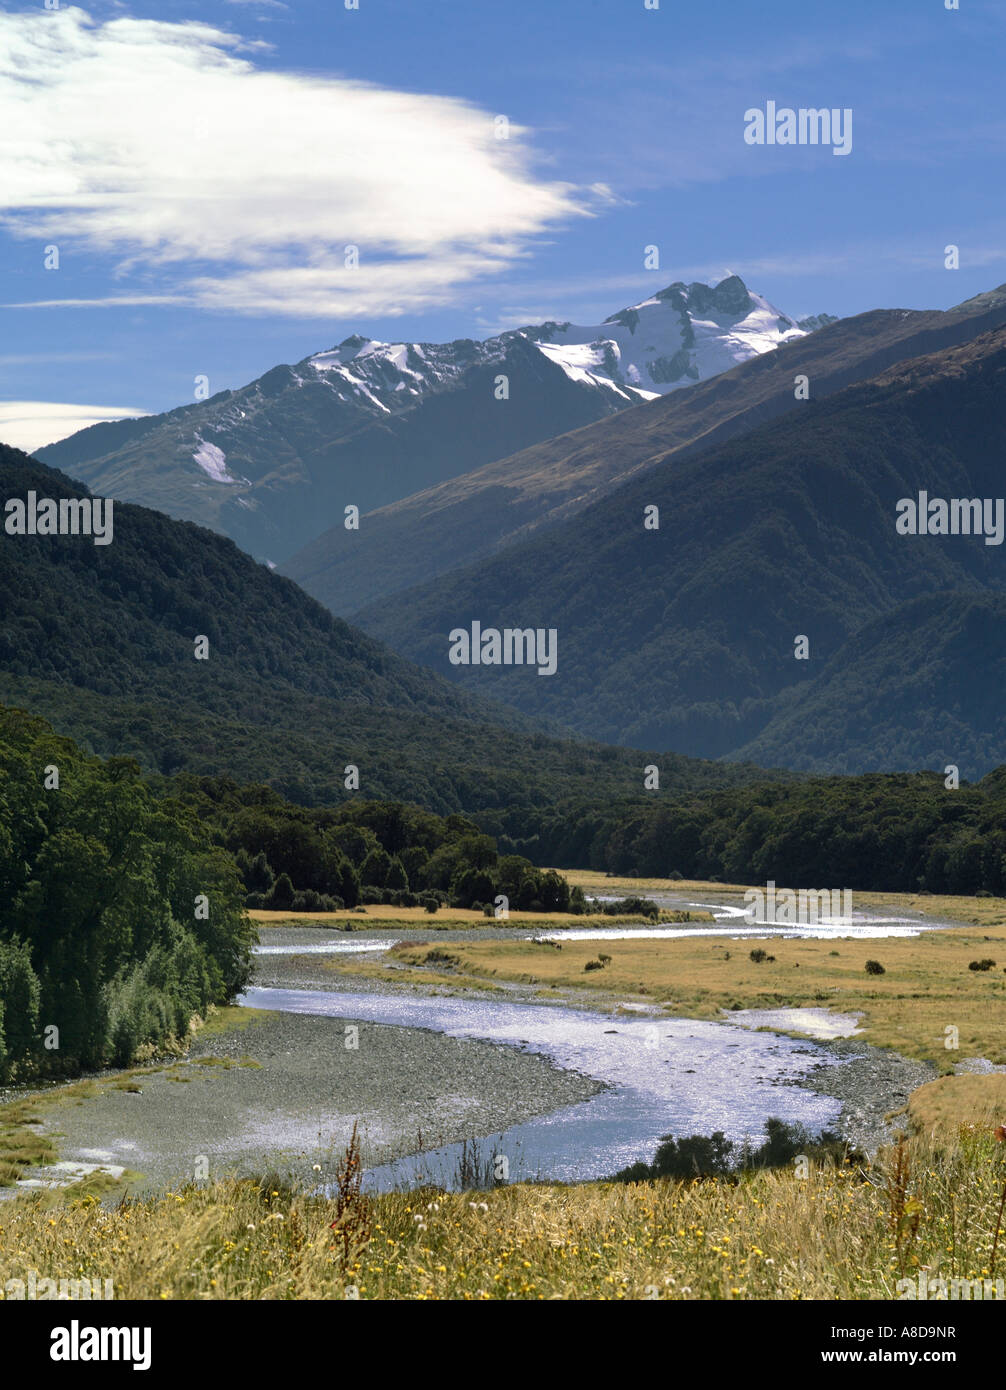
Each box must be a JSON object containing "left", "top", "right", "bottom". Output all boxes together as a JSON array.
[
  {"left": 35, "top": 277, "right": 811, "bottom": 564},
  {"left": 531, "top": 274, "right": 805, "bottom": 393}
]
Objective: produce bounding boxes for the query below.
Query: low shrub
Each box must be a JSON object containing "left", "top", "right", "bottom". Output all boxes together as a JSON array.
[{"left": 611, "top": 1117, "right": 855, "bottom": 1182}]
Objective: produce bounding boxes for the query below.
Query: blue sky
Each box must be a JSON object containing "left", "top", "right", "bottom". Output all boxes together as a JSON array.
[{"left": 1, "top": 0, "right": 1004, "bottom": 449}]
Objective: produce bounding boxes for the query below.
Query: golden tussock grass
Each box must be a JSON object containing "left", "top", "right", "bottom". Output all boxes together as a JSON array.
[{"left": 3, "top": 1127, "right": 1006, "bottom": 1300}]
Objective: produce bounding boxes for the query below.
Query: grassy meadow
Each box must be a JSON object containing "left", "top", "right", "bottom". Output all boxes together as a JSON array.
[{"left": 2, "top": 1124, "right": 1006, "bottom": 1300}]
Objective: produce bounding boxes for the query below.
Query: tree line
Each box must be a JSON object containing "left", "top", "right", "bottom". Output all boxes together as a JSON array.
[{"left": 484, "top": 768, "right": 1006, "bottom": 895}]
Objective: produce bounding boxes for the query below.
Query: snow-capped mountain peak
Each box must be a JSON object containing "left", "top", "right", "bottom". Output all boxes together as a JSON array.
[
  {"left": 300, "top": 275, "right": 806, "bottom": 413},
  {"left": 525, "top": 275, "right": 806, "bottom": 397}
]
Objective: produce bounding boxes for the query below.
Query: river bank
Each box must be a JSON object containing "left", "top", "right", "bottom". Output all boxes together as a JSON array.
[{"left": 1, "top": 1005, "right": 603, "bottom": 1196}]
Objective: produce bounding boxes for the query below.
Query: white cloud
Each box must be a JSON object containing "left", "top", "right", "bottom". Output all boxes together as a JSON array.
[
  {"left": 0, "top": 7, "right": 586, "bottom": 318},
  {"left": 0, "top": 401, "right": 146, "bottom": 454}
]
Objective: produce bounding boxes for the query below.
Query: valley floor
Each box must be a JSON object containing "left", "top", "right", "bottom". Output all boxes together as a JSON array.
[{"left": 2, "top": 877, "right": 1004, "bottom": 1300}]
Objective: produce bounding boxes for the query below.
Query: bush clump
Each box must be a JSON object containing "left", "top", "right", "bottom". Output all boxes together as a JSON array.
[
  {"left": 611, "top": 1117, "right": 854, "bottom": 1183},
  {"left": 597, "top": 896, "right": 659, "bottom": 921}
]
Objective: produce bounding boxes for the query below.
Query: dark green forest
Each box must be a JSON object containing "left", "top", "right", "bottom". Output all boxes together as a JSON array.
[
  {"left": 173, "top": 773, "right": 586, "bottom": 914},
  {"left": 0, "top": 708, "right": 253, "bottom": 1082},
  {"left": 489, "top": 767, "right": 1006, "bottom": 896},
  {"left": 159, "top": 756, "right": 1006, "bottom": 907}
]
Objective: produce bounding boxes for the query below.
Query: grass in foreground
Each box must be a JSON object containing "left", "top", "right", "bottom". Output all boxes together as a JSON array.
[{"left": 3, "top": 1126, "right": 1006, "bottom": 1300}]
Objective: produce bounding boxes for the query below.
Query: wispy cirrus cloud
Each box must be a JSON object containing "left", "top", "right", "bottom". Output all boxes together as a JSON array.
[
  {"left": 0, "top": 401, "right": 146, "bottom": 454},
  {"left": 0, "top": 7, "right": 588, "bottom": 318}
]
